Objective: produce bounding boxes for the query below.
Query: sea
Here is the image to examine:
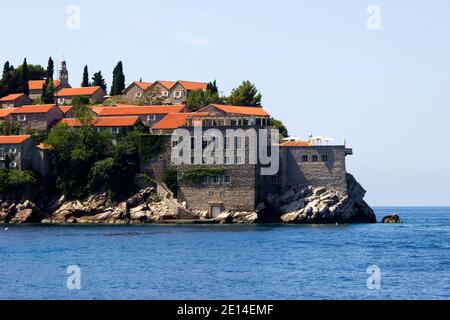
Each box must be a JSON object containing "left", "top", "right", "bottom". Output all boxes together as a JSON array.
[{"left": 0, "top": 207, "right": 449, "bottom": 300}]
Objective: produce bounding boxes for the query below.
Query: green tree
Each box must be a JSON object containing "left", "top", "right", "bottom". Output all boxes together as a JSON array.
[
  {"left": 46, "top": 57, "right": 54, "bottom": 80},
  {"left": 92, "top": 71, "right": 107, "bottom": 92},
  {"left": 207, "top": 80, "right": 218, "bottom": 94},
  {"left": 41, "top": 78, "right": 55, "bottom": 104},
  {"left": 20, "top": 58, "right": 29, "bottom": 95},
  {"left": 72, "top": 96, "right": 94, "bottom": 125},
  {"left": 227, "top": 80, "right": 262, "bottom": 106},
  {"left": 270, "top": 118, "right": 289, "bottom": 138},
  {"left": 81, "top": 65, "right": 90, "bottom": 87},
  {"left": 186, "top": 89, "right": 224, "bottom": 111},
  {"left": 110, "top": 61, "right": 125, "bottom": 96}
]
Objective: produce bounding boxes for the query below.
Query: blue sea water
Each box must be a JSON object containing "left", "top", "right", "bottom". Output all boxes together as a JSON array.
[{"left": 0, "top": 207, "right": 449, "bottom": 300}]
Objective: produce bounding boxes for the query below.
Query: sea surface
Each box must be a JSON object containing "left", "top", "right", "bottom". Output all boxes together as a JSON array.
[{"left": 0, "top": 207, "right": 449, "bottom": 300}]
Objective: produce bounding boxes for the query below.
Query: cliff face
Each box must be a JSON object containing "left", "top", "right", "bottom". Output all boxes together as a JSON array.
[
  {"left": 271, "top": 173, "right": 375, "bottom": 224},
  {"left": 0, "top": 174, "right": 375, "bottom": 224}
]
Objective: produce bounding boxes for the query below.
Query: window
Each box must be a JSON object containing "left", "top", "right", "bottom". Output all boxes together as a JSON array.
[
  {"left": 225, "top": 156, "right": 232, "bottom": 164},
  {"left": 202, "top": 176, "right": 208, "bottom": 183},
  {"left": 208, "top": 191, "right": 214, "bottom": 197},
  {"left": 172, "top": 140, "right": 179, "bottom": 148},
  {"left": 321, "top": 155, "right": 328, "bottom": 162},
  {"left": 213, "top": 175, "right": 219, "bottom": 183},
  {"left": 135, "top": 92, "right": 142, "bottom": 98},
  {"left": 111, "top": 127, "right": 120, "bottom": 134},
  {"left": 219, "top": 191, "right": 225, "bottom": 197},
  {"left": 225, "top": 137, "right": 231, "bottom": 149},
  {"left": 9, "top": 148, "right": 17, "bottom": 154},
  {"left": 302, "top": 155, "right": 308, "bottom": 162},
  {"left": 173, "top": 91, "right": 182, "bottom": 98},
  {"left": 0, "top": 148, "right": 5, "bottom": 159},
  {"left": 225, "top": 175, "right": 231, "bottom": 183},
  {"left": 236, "top": 136, "right": 243, "bottom": 149},
  {"left": 17, "top": 115, "right": 26, "bottom": 122},
  {"left": 10, "top": 162, "right": 17, "bottom": 168},
  {"left": 312, "top": 155, "right": 318, "bottom": 162},
  {"left": 191, "top": 156, "right": 195, "bottom": 164},
  {"left": 236, "top": 156, "right": 244, "bottom": 164},
  {"left": 162, "top": 91, "right": 169, "bottom": 97},
  {"left": 147, "top": 115, "right": 157, "bottom": 122}
]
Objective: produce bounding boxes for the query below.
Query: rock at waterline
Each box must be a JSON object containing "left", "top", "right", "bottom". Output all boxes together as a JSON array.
[{"left": 382, "top": 214, "right": 401, "bottom": 223}]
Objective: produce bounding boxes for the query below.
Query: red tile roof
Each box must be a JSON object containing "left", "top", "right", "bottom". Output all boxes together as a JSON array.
[
  {"left": 0, "top": 108, "right": 17, "bottom": 117},
  {"left": 28, "top": 80, "right": 60, "bottom": 90},
  {"left": 133, "top": 81, "right": 152, "bottom": 90},
  {"left": 176, "top": 81, "right": 207, "bottom": 91},
  {"left": 10, "top": 104, "right": 57, "bottom": 114},
  {"left": 55, "top": 86, "right": 102, "bottom": 97},
  {"left": 281, "top": 141, "right": 312, "bottom": 147},
  {"left": 203, "top": 104, "right": 270, "bottom": 116},
  {"left": 0, "top": 135, "right": 31, "bottom": 144},
  {"left": 154, "top": 81, "right": 177, "bottom": 90},
  {"left": 60, "top": 116, "right": 140, "bottom": 127},
  {"left": 58, "top": 106, "right": 73, "bottom": 114},
  {"left": 0, "top": 93, "right": 27, "bottom": 102},
  {"left": 152, "top": 112, "right": 209, "bottom": 130},
  {"left": 96, "top": 104, "right": 185, "bottom": 116}
]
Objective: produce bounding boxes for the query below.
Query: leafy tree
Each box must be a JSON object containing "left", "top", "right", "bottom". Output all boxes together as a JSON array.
[
  {"left": 0, "top": 168, "right": 36, "bottom": 195},
  {"left": 0, "top": 119, "right": 20, "bottom": 135},
  {"left": 92, "top": 71, "right": 107, "bottom": 92},
  {"left": 227, "top": 80, "right": 262, "bottom": 106},
  {"left": 20, "top": 58, "right": 29, "bottom": 95},
  {"left": 186, "top": 89, "right": 223, "bottom": 111},
  {"left": 110, "top": 61, "right": 125, "bottom": 96},
  {"left": 45, "top": 124, "right": 112, "bottom": 198},
  {"left": 140, "top": 86, "right": 168, "bottom": 105},
  {"left": 270, "top": 118, "right": 289, "bottom": 138},
  {"left": 72, "top": 96, "right": 94, "bottom": 125},
  {"left": 81, "top": 65, "right": 90, "bottom": 87},
  {"left": 164, "top": 168, "right": 178, "bottom": 195},
  {"left": 2, "top": 61, "right": 10, "bottom": 79}
]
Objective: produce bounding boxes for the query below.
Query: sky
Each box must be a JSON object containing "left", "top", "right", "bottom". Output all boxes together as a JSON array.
[{"left": 1, "top": 0, "right": 449, "bottom": 206}]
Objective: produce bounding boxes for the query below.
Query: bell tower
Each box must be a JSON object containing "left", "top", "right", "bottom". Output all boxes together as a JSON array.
[{"left": 59, "top": 60, "right": 69, "bottom": 87}]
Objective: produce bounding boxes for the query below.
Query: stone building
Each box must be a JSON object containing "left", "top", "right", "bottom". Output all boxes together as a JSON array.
[
  {"left": 0, "top": 93, "right": 33, "bottom": 108},
  {"left": 140, "top": 80, "right": 207, "bottom": 105},
  {"left": 0, "top": 135, "right": 33, "bottom": 170},
  {"left": 60, "top": 116, "right": 143, "bottom": 136},
  {"left": 8, "top": 104, "right": 64, "bottom": 133},
  {"left": 142, "top": 104, "right": 353, "bottom": 218},
  {"left": 122, "top": 81, "right": 152, "bottom": 101},
  {"left": 54, "top": 86, "right": 106, "bottom": 104},
  {"left": 92, "top": 104, "right": 186, "bottom": 127}
]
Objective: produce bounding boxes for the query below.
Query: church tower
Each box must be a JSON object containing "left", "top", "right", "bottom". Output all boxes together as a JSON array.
[{"left": 59, "top": 60, "right": 69, "bottom": 87}]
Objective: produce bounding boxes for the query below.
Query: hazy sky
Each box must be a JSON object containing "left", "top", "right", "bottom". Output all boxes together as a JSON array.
[{"left": 1, "top": 0, "right": 449, "bottom": 206}]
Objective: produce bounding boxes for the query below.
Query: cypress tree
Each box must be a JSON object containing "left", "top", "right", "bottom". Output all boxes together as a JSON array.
[
  {"left": 46, "top": 57, "right": 54, "bottom": 80},
  {"left": 41, "top": 78, "right": 55, "bottom": 104},
  {"left": 2, "top": 61, "right": 10, "bottom": 79},
  {"left": 110, "top": 61, "right": 125, "bottom": 96},
  {"left": 92, "top": 71, "right": 107, "bottom": 92},
  {"left": 81, "top": 65, "right": 90, "bottom": 87},
  {"left": 20, "top": 58, "right": 29, "bottom": 95}
]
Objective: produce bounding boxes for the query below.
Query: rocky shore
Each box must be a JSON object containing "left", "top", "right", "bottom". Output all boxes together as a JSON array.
[{"left": 0, "top": 174, "right": 376, "bottom": 224}]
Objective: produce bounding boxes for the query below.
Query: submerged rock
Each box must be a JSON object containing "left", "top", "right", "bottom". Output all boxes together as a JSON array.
[{"left": 382, "top": 214, "right": 401, "bottom": 223}]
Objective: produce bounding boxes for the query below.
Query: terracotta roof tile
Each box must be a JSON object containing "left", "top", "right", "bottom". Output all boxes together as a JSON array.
[
  {"left": 176, "top": 81, "right": 207, "bottom": 91},
  {"left": 55, "top": 86, "right": 102, "bottom": 97},
  {"left": 60, "top": 116, "right": 140, "bottom": 127},
  {"left": 10, "top": 104, "right": 57, "bottom": 114},
  {"left": 133, "top": 81, "right": 152, "bottom": 90},
  {"left": 58, "top": 106, "right": 73, "bottom": 114},
  {"left": 0, "top": 135, "right": 31, "bottom": 144},
  {"left": 29, "top": 80, "right": 60, "bottom": 90},
  {"left": 97, "top": 104, "right": 185, "bottom": 116},
  {"left": 204, "top": 104, "right": 270, "bottom": 116},
  {"left": 152, "top": 112, "right": 209, "bottom": 130},
  {"left": 0, "top": 93, "right": 27, "bottom": 102},
  {"left": 154, "top": 81, "right": 177, "bottom": 90},
  {"left": 0, "top": 108, "right": 17, "bottom": 117},
  {"left": 281, "top": 141, "right": 312, "bottom": 147}
]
